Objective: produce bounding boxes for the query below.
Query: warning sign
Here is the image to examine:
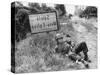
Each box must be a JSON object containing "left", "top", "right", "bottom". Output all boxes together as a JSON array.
[{"left": 29, "top": 11, "right": 59, "bottom": 33}]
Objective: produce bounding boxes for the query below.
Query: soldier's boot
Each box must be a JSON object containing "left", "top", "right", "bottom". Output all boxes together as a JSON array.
[{"left": 78, "top": 59, "right": 90, "bottom": 68}]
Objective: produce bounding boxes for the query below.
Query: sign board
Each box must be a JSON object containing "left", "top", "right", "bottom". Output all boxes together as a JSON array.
[{"left": 29, "top": 12, "right": 59, "bottom": 33}]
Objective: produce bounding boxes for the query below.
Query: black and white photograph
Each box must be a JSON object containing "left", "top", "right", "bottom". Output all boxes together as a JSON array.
[{"left": 11, "top": 1, "right": 98, "bottom": 73}]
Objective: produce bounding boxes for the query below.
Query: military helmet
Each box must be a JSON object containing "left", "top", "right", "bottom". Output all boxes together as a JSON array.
[{"left": 55, "top": 33, "right": 63, "bottom": 39}]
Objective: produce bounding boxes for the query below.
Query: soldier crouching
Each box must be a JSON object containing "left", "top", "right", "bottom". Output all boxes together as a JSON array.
[
  {"left": 55, "top": 33, "right": 91, "bottom": 68},
  {"left": 55, "top": 33, "right": 71, "bottom": 55}
]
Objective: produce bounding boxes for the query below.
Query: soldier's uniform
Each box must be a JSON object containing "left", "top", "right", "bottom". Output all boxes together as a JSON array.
[
  {"left": 55, "top": 33, "right": 91, "bottom": 68},
  {"left": 74, "top": 42, "right": 89, "bottom": 61},
  {"left": 55, "top": 33, "right": 72, "bottom": 55},
  {"left": 55, "top": 33, "right": 91, "bottom": 63}
]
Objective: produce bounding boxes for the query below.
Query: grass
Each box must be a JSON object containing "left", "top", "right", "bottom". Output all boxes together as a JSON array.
[
  {"left": 15, "top": 31, "right": 79, "bottom": 73},
  {"left": 15, "top": 17, "right": 97, "bottom": 73}
]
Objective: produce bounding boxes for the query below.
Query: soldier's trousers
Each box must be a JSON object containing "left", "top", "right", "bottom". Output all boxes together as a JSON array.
[{"left": 74, "top": 42, "right": 89, "bottom": 61}]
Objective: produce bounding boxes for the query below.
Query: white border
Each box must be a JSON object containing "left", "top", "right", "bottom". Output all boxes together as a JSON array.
[{"left": 0, "top": 0, "right": 100, "bottom": 75}]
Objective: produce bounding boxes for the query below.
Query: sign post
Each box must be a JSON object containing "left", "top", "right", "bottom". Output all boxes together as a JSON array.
[{"left": 29, "top": 11, "right": 59, "bottom": 34}]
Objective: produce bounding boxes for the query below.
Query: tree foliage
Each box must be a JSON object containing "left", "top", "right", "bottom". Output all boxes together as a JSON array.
[
  {"left": 55, "top": 4, "right": 66, "bottom": 17},
  {"left": 11, "top": 2, "right": 57, "bottom": 42},
  {"left": 79, "top": 6, "right": 97, "bottom": 18}
]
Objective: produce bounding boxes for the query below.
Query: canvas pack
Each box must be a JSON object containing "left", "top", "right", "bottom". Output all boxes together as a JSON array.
[{"left": 11, "top": 1, "right": 98, "bottom": 73}]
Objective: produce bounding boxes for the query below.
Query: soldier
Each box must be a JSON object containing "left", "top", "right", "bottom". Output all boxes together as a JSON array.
[
  {"left": 55, "top": 33, "right": 71, "bottom": 55},
  {"left": 55, "top": 33, "right": 91, "bottom": 68}
]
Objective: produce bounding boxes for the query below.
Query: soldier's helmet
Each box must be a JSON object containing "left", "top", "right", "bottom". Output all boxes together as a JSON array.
[
  {"left": 55, "top": 33, "right": 71, "bottom": 39},
  {"left": 55, "top": 33, "right": 63, "bottom": 40}
]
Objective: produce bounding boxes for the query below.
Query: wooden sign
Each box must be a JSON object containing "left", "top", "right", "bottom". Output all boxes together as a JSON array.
[{"left": 29, "top": 11, "right": 59, "bottom": 33}]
